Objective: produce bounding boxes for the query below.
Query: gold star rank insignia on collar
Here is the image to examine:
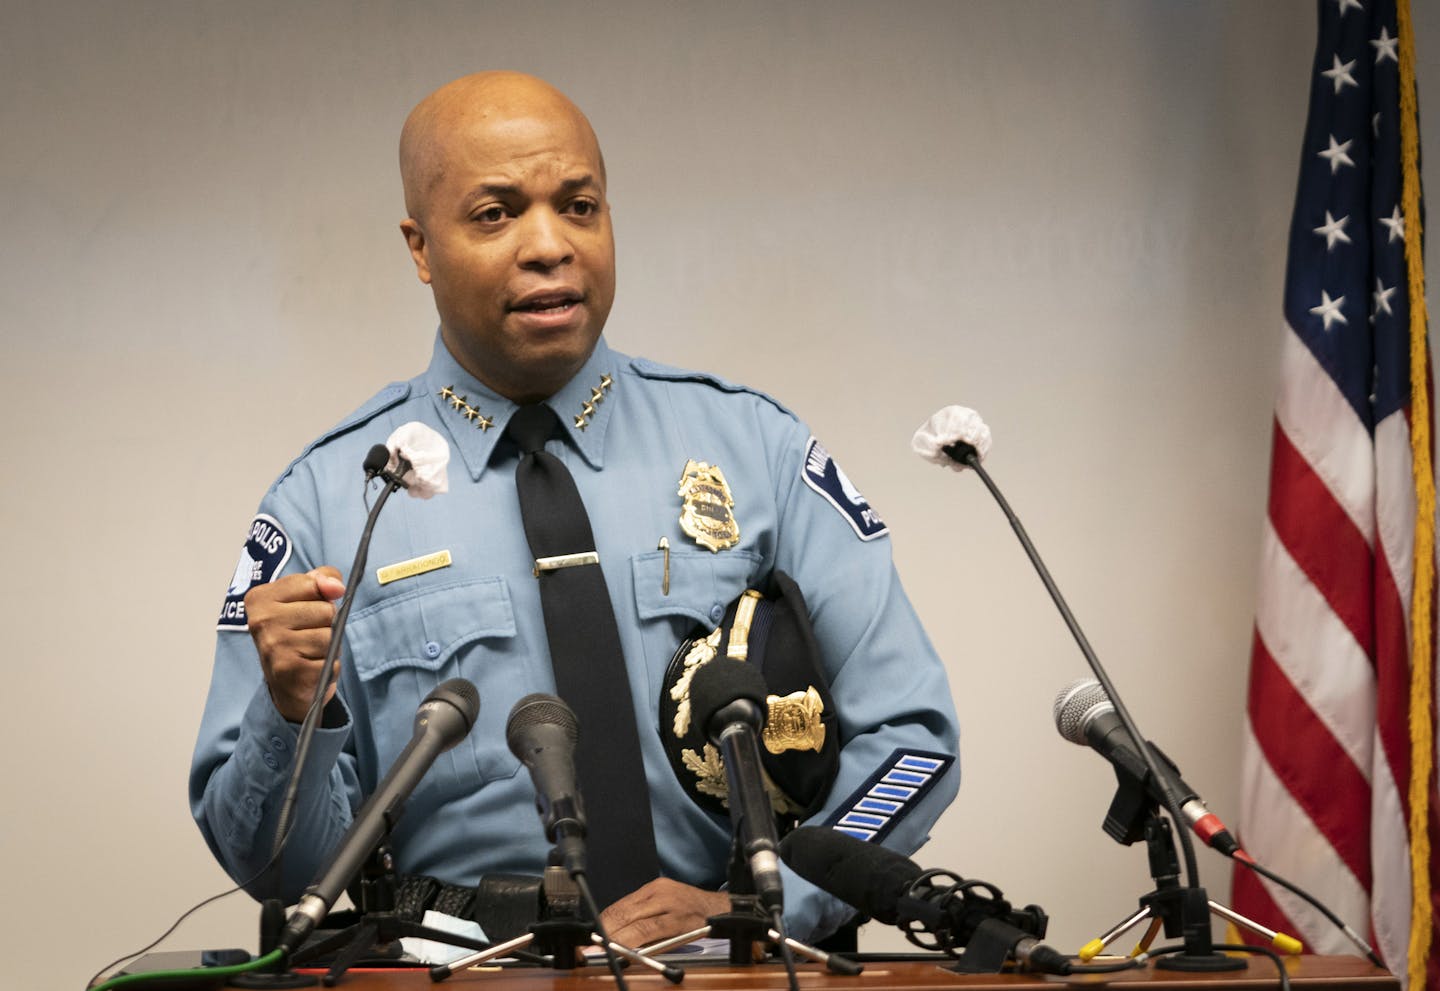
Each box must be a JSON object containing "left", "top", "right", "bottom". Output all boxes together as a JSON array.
[
  {"left": 677, "top": 459, "right": 740, "bottom": 552},
  {"left": 572, "top": 372, "right": 614, "bottom": 431},
  {"left": 438, "top": 386, "right": 493, "bottom": 430}
]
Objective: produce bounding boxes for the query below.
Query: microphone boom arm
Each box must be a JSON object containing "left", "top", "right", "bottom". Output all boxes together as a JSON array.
[{"left": 942, "top": 442, "right": 1203, "bottom": 891}]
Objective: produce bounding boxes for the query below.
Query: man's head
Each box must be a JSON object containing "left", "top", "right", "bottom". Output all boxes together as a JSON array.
[{"left": 399, "top": 72, "right": 615, "bottom": 404}]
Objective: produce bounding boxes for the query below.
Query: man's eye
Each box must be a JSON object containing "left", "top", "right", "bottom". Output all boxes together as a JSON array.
[
  {"left": 475, "top": 205, "right": 508, "bottom": 223},
  {"left": 568, "top": 199, "right": 598, "bottom": 217}
]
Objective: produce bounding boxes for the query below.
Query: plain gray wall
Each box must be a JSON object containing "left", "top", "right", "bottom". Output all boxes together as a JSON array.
[{"left": 4, "top": 3, "right": 1439, "bottom": 988}]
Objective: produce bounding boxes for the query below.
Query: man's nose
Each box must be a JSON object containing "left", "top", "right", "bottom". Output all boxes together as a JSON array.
[{"left": 517, "top": 208, "right": 574, "bottom": 269}]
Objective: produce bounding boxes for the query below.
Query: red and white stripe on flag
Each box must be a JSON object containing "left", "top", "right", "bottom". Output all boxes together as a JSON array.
[{"left": 1233, "top": 0, "right": 1436, "bottom": 985}]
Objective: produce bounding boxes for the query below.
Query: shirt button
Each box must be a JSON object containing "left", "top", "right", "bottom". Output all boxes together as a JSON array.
[
  {"left": 244, "top": 796, "right": 257, "bottom": 813},
  {"left": 270, "top": 736, "right": 287, "bottom": 753},
  {"left": 263, "top": 752, "right": 279, "bottom": 770},
  {"left": 424, "top": 640, "right": 442, "bottom": 659},
  {"left": 709, "top": 603, "right": 726, "bottom": 623}
]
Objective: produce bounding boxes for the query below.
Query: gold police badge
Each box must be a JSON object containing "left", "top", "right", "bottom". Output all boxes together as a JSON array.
[{"left": 677, "top": 460, "right": 740, "bottom": 552}]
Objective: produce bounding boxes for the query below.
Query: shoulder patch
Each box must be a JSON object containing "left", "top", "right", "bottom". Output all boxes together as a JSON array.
[
  {"left": 217, "top": 514, "right": 293, "bottom": 630},
  {"left": 273, "top": 381, "right": 412, "bottom": 488},
  {"left": 801, "top": 437, "right": 888, "bottom": 541},
  {"left": 629, "top": 357, "right": 796, "bottom": 418},
  {"left": 823, "top": 750, "right": 954, "bottom": 843}
]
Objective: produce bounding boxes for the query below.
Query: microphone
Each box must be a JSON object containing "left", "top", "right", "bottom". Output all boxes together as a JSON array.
[
  {"left": 911, "top": 405, "right": 993, "bottom": 472},
  {"left": 910, "top": 404, "right": 1220, "bottom": 894},
  {"left": 364, "top": 421, "right": 450, "bottom": 496},
  {"left": 362, "top": 444, "right": 391, "bottom": 478},
  {"left": 269, "top": 425, "right": 453, "bottom": 860},
  {"left": 779, "top": 827, "right": 1063, "bottom": 974},
  {"left": 687, "top": 658, "right": 785, "bottom": 914},
  {"left": 278, "top": 678, "right": 480, "bottom": 956},
  {"left": 506, "top": 694, "right": 588, "bottom": 875},
  {"left": 1053, "top": 679, "right": 1245, "bottom": 859}
]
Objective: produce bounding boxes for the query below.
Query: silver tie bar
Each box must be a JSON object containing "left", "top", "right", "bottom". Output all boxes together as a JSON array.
[{"left": 533, "top": 551, "right": 600, "bottom": 577}]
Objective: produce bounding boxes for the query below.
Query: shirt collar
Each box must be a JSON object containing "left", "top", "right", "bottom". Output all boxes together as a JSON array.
[{"left": 423, "top": 331, "right": 619, "bottom": 480}]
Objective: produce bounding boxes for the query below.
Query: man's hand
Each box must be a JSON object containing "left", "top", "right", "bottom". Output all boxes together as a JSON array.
[
  {"left": 599, "top": 878, "right": 731, "bottom": 948},
  {"left": 245, "top": 566, "right": 347, "bottom": 723}
]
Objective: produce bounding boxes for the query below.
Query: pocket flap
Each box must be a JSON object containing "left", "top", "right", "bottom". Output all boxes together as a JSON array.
[
  {"left": 347, "top": 577, "right": 516, "bottom": 682},
  {"left": 632, "top": 549, "right": 759, "bottom": 627}
]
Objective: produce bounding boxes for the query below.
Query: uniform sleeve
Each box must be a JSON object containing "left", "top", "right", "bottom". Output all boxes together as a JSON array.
[
  {"left": 769, "top": 420, "right": 961, "bottom": 941},
  {"left": 188, "top": 466, "right": 364, "bottom": 902}
]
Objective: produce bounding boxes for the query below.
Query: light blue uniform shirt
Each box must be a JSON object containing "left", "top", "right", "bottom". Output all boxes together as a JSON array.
[{"left": 190, "top": 333, "right": 960, "bottom": 941}]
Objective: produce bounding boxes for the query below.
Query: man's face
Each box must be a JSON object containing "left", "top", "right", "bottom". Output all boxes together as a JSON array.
[{"left": 402, "top": 107, "right": 616, "bottom": 403}]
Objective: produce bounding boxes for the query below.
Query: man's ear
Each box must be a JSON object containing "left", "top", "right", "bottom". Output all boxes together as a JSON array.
[{"left": 399, "top": 218, "right": 432, "bottom": 285}]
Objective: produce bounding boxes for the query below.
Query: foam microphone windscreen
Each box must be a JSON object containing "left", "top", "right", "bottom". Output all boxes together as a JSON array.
[
  {"left": 688, "top": 657, "right": 770, "bottom": 735},
  {"left": 779, "top": 826, "right": 922, "bottom": 925}
]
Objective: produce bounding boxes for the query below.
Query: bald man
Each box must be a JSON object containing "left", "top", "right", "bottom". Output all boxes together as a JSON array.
[{"left": 191, "top": 72, "right": 959, "bottom": 949}]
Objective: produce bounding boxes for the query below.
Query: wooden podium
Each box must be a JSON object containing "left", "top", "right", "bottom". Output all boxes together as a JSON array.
[{"left": 281, "top": 955, "right": 1394, "bottom": 990}]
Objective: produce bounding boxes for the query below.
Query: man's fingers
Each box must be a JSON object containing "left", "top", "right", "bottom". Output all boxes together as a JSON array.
[
  {"left": 245, "top": 565, "right": 347, "bottom": 723},
  {"left": 311, "top": 567, "right": 346, "bottom": 602},
  {"left": 248, "top": 610, "right": 335, "bottom": 664},
  {"left": 284, "top": 628, "right": 334, "bottom": 661},
  {"left": 254, "top": 599, "right": 336, "bottom": 630},
  {"left": 600, "top": 879, "right": 729, "bottom": 946},
  {"left": 259, "top": 569, "right": 346, "bottom": 605},
  {"left": 607, "top": 914, "right": 672, "bottom": 949},
  {"left": 260, "top": 573, "right": 330, "bottom": 604}
]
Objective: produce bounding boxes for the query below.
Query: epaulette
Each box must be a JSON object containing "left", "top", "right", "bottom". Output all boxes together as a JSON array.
[
  {"left": 271, "top": 381, "right": 412, "bottom": 489},
  {"left": 629, "top": 357, "right": 797, "bottom": 419}
]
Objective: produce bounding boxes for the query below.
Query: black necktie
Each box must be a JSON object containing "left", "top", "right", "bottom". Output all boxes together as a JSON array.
[{"left": 507, "top": 403, "right": 660, "bottom": 907}]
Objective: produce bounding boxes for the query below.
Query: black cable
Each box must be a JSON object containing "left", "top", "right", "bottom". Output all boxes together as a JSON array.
[
  {"left": 1233, "top": 853, "right": 1383, "bottom": 966},
  {"left": 270, "top": 466, "right": 406, "bottom": 862},
  {"left": 85, "top": 883, "right": 246, "bottom": 988},
  {"left": 91, "top": 949, "right": 286, "bottom": 991},
  {"left": 90, "top": 463, "right": 410, "bottom": 988}
]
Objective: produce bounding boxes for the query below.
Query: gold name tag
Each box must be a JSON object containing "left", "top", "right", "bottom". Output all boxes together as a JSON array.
[{"left": 376, "top": 550, "right": 453, "bottom": 586}]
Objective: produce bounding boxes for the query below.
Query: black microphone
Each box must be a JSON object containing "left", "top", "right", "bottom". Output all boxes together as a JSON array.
[
  {"left": 778, "top": 826, "right": 916, "bottom": 926},
  {"left": 278, "top": 678, "right": 480, "bottom": 956},
  {"left": 912, "top": 407, "right": 1220, "bottom": 895},
  {"left": 506, "top": 693, "right": 587, "bottom": 875},
  {"left": 779, "top": 827, "right": 1064, "bottom": 974},
  {"left": 688, "top": 658, "right": 785, "bottom": 914},
  {"left": 270, "top": 426, "right": 449, "bottom": 860},
  {"left": 362, "top": 444, "right": 390, "bottom": 478},
  {"left": 1052, "top": 679, "right": 1245, "bottom": 859}
]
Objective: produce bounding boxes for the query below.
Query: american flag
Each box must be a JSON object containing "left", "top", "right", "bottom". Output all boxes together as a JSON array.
[{"left": 1233, "top": 0, "right": 1435, "bottom": 986}]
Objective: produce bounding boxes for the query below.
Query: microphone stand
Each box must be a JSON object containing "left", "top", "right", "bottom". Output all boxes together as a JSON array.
[
  {"left": 234, "top": 453, "right": 418, "bottom": 990},
  {"left": 1077, "top": 802, "right": 1296, "bottom": 965},
  {"left": 271, "top": 846, "right": 545, "bottom": 987},
  {"left": 635, "top": 840, "right": 864, "bottom": 981},
  {"left": 270, "top": 451, "right": 413, "bottom": 867},
  {"left": 429, "top": 859, "right": 684, "bottom": 985},
  {"left": 943, "top": 441, "right": 1241, "bottom": 972}
]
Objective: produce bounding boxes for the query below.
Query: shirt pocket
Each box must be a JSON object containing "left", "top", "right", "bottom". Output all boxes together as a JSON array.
[
  {"left": 631, "top": 549, "right": 761, "bottom": 707},
  {"left": 346, "top": 577, "right": 522, "bottom": 785}
]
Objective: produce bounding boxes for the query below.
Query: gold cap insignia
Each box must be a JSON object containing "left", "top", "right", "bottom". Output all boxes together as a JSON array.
[
  {"left": 680, "top": 742, "right": 803, "bottom": 815},
  {"left": 763, "top": 687, "right": 827, "bottom": 754},
  {"left": 677, "top": 460, "right": 740, "bottom": 552}
]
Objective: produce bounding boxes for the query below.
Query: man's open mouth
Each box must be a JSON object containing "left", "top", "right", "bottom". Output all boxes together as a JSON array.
[{"left": 511, "top": 290, "right": 583, "bottom": 313}]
